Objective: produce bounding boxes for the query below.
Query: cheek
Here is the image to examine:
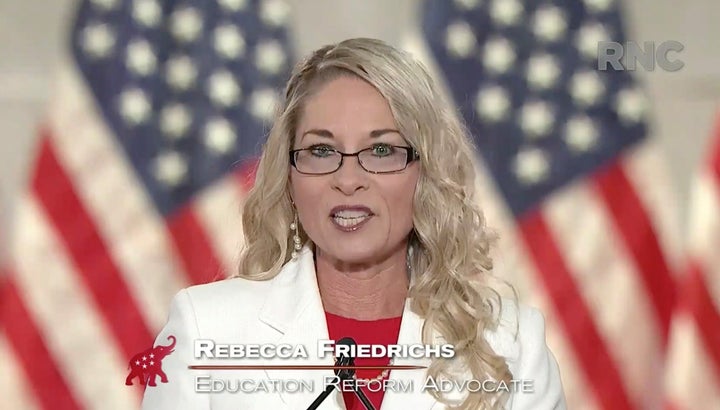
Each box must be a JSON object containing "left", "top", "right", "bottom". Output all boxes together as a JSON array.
[
  {"left": 289, "top": 175, "right": 326, "bottom": 223},
  {"left": 384, "top": 177, "right": 418, "bottom": 228},
  {"left": 290, "top": 174, "right": 320, "bottom": 201}
]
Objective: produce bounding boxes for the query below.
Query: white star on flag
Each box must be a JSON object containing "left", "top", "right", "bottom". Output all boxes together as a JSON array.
[
  {"left": 576, "top": 23, "right": 611, "bottom": 60},
  {"left": 119, "top": 88, "right": 152, "bottom": 125},
  {"left": 260, "top": 0, "right": 291, "bottom": 27},
  {"left": 133, "top": 0, "right": 161, "bottom": 27},
  {"left": 250, "top": 88, "right": 280, "bottom": 122},
  {"left": 513, "top": 147, "right": 550, "bottom": 185},
  {"left": 475, "top": 86, "right": 511, "bottom": 122},
  {"left": 570, "top": 70, "right": 606, "bottom": 106},
  {"left": 490, "top": 0, "right": 523, "bottom": 26},
  {"left": 616, "top": 88, "right": 647, "bottom": 123},
  {"left": 154, "top": 151, "right": 189, "bottom": 187},
  {"left": 520, "top": 101, "right": 555, "bottom": 137},
  {"left": 565, "top": 115, "right": 599, "bottom": 153},
  {"left": 445, "top": 21, "right": 477, "bottom": 58},
  {"left": 483, "top": 37, "right": 516, "bottom": 73},
  {"left": 204, "top": 117, "right": 237, "bottom": 155},
  {"left": 218, "top": 0, "right": 248, "bottom": 12},
  {"left": 165, "top": 55, "right": 198, "bottom": 91},
  {"left": 584, "top": 0, "right": 614, "bottom": 13},
  {"left": 207, "top": 71, "right": 242, "bottom": 107},
  {"left": 255, "top": 40, "right": 287, "bottom": 75},
  {"left": 81, "top": 23, "right": 116, "bottom": 58},
  {"left": 526, "top": 54, "right": 561, "bottom": 90},
  {"left": 126, "top": 39, "right": 157, "bottom": 76},
  {"left": 160, "top": 103, "right": 193, "bottom": 138},
  {"left": 170, "top": 7, "right": 203, "bottom": 43},
  {"left": 533, "top": 6, "right": 568, "bottom": 42},
  {"left": 214, "top": 24, "right": 246, "bottom": 60}
]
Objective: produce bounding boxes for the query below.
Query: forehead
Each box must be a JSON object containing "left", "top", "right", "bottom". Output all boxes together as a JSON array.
[{"left": 297, "top": 76, "right": 397, "bottom": 132}]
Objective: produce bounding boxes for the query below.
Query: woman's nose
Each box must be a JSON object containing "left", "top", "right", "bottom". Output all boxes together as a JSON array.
[{"left": 331, "top": 155, "right": 369, "bottom": 194}]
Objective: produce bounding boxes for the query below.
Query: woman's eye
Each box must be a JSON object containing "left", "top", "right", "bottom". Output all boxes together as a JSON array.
[
  {"left": 309, "top": 145, "right": 334, "bottom": 157},
  {"left": 371, "top": 144, "right": 394, "bottom": 157}
]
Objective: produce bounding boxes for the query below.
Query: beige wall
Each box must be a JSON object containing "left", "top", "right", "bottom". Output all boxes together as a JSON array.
[{"left": 1, "top": 0, "right": 718, "bottom": 226}]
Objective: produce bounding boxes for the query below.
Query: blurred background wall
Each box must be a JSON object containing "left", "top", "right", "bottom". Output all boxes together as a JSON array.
[{"left": 1, "top": 0, "right": 719, "bottom": 223}]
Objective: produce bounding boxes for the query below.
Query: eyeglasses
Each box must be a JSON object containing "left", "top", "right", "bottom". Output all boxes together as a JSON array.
[{"left": 289, "top": 143, "right": 420, "bottom": 175}]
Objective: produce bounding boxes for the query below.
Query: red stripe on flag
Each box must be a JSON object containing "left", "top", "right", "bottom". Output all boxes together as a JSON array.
[
  {"left": 32, "top": 134, "right": 153, "bottom": 357},
  {"left": 519, "top": 209, "right": 634, "bottom": 410},
  {"left": 167, "top": 206, "right": 224, "bottom": 284},
  {"left": 682, "top": 262, "right": 720, "bottom": 381},
  {"left": 664, "top": 401, "right": 681, "bottom": 410},
  {"left": 593, "top": 160, "right": 675, "bottom": 341},
  {"left": 713, "top": 148, "right": 720, "bottom": 187},
  {"left": 0, "top": 275, "right": 82, "bottom": 410}
]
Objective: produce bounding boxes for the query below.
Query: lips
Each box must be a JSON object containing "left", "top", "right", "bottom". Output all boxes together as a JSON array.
[
  {"left": 329, "top": 205, "right": 374, "bottom": 232},
  {"left": 329, "top": 205, "right": 374, "bottom": 218}
]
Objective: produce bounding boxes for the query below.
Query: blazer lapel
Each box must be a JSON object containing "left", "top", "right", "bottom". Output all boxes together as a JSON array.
[
  {"left": 258, "top": 245, "right": 344, "bottom": 410},
  {"left": 380, "top": 301, "right": 437, "bottom": 410}
]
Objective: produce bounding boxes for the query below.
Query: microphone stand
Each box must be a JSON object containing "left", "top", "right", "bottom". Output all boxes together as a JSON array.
[
  {"left": 306, "top": 354, "right": 350, "bottom": 410},
  {"left": 305, "top": 354, "right": 376, "bottom": 410},
  {"left": 347, "top": 376, "right": 375, "bottom": 410},
  {"left": 337, "top": 354, "right": 376, "bottom": 410},
  {"left": 305, "top": 382, "right": 337, "bottom": 410},
  {"left": 305, "top": 337, "right": 376, "bottom": 410}
]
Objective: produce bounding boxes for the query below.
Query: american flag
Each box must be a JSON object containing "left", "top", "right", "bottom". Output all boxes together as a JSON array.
[
  {"left": 418, "top": 0, "right": 681, "bottom": 409},
  {"left": 664, "top": 114, "right": 720, "bottom": 409},
  {"left": 1, "top": 0, "right": 292, "bottom": 408}
]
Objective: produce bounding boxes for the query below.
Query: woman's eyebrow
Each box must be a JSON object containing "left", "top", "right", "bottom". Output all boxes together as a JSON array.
[
  {"left": 301, "top": 129, "right": 334, "bottom": 139},
  {"left": 369, "top": 128, "right": 402, "bottom": 138},
  {"left": 301, "top": 128, "right": 401, "bottom": 140}
]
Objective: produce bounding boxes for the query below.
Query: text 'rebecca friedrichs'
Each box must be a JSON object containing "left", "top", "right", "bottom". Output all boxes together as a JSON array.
[{"left": 194, "top": 340, "right": 455, "bottom": 359}]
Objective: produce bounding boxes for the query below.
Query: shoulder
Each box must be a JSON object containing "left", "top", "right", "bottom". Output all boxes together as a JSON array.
[
  {"left": 141, "top": 279, "right": 273, "bottom": 409},
  {"left": 484, "top": 299, "right": 567, "bottom": 409},
  {"left": 483, "top": 298, "right": 546, "bottom": 361},
  {"left": 168, "top": 276, "right": 275, "bottom": 336},
  {"left": 184, "top": 276, "right": 274, "bottom": 309}
]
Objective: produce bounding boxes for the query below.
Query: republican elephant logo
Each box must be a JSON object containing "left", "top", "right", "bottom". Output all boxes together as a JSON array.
[{"left": 125, "top": 335, "right": 176, "bottom": 387}]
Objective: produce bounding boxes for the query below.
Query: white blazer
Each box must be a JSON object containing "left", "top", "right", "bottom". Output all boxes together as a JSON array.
[{"left": 141, "top": 246, "right": 566, "bottom": 409}]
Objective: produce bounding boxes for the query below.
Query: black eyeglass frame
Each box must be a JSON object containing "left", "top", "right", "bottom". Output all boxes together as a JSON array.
[{"left": 289, "top": 145, "right": 420, "bottom": 175}]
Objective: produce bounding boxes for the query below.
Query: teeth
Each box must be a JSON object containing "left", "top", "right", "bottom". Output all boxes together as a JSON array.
[
  {"left": 333, "top": 210, "right": 370, "bottom": 218},
  {"left": 332, "top": 215, "right": 370, "bottom": 228}
]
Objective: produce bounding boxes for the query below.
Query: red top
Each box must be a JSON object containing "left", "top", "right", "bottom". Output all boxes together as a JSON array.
[{"left": 324, "top": 311, "right": 403, "bottom": 410}]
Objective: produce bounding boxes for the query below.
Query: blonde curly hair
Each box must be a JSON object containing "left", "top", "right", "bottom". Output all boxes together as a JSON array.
[{"left": 235, "top": 38, "right": 514, "bottom": 409}]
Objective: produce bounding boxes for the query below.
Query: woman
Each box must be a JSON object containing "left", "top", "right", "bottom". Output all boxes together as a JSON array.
[{"left": 141, "top": 38, "right": 566, "bottom": 410}]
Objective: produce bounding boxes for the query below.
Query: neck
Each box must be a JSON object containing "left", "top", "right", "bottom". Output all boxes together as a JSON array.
[{"left": 315, "top": 244, "right": 409, "bottom": 320}]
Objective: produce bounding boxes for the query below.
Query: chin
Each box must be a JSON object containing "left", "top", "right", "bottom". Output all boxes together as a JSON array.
[
  {"left": 323, "top": 242, "right": 383, "bottom": 264},
  {"left": 332, "top": 243, "right": 379, "bottom": 262}
]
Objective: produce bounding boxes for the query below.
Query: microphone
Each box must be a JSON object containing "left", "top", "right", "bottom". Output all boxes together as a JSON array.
[{"left": 306, "top": 337, "right": 356, "bottom": 410}]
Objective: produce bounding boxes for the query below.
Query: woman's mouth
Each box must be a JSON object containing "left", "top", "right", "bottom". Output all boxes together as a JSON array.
[{"left": 330, "top": 211, "right": 373, "bottom": 231}]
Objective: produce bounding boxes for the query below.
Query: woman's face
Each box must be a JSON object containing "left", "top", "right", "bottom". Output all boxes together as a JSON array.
[{"left": 289, "top": 75, "right": 420, "bottom": 266}]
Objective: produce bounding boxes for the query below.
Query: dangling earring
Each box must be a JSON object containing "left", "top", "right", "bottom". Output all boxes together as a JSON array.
[{"left": 290, "top": 211, "right": 302, "bottom": 259}]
